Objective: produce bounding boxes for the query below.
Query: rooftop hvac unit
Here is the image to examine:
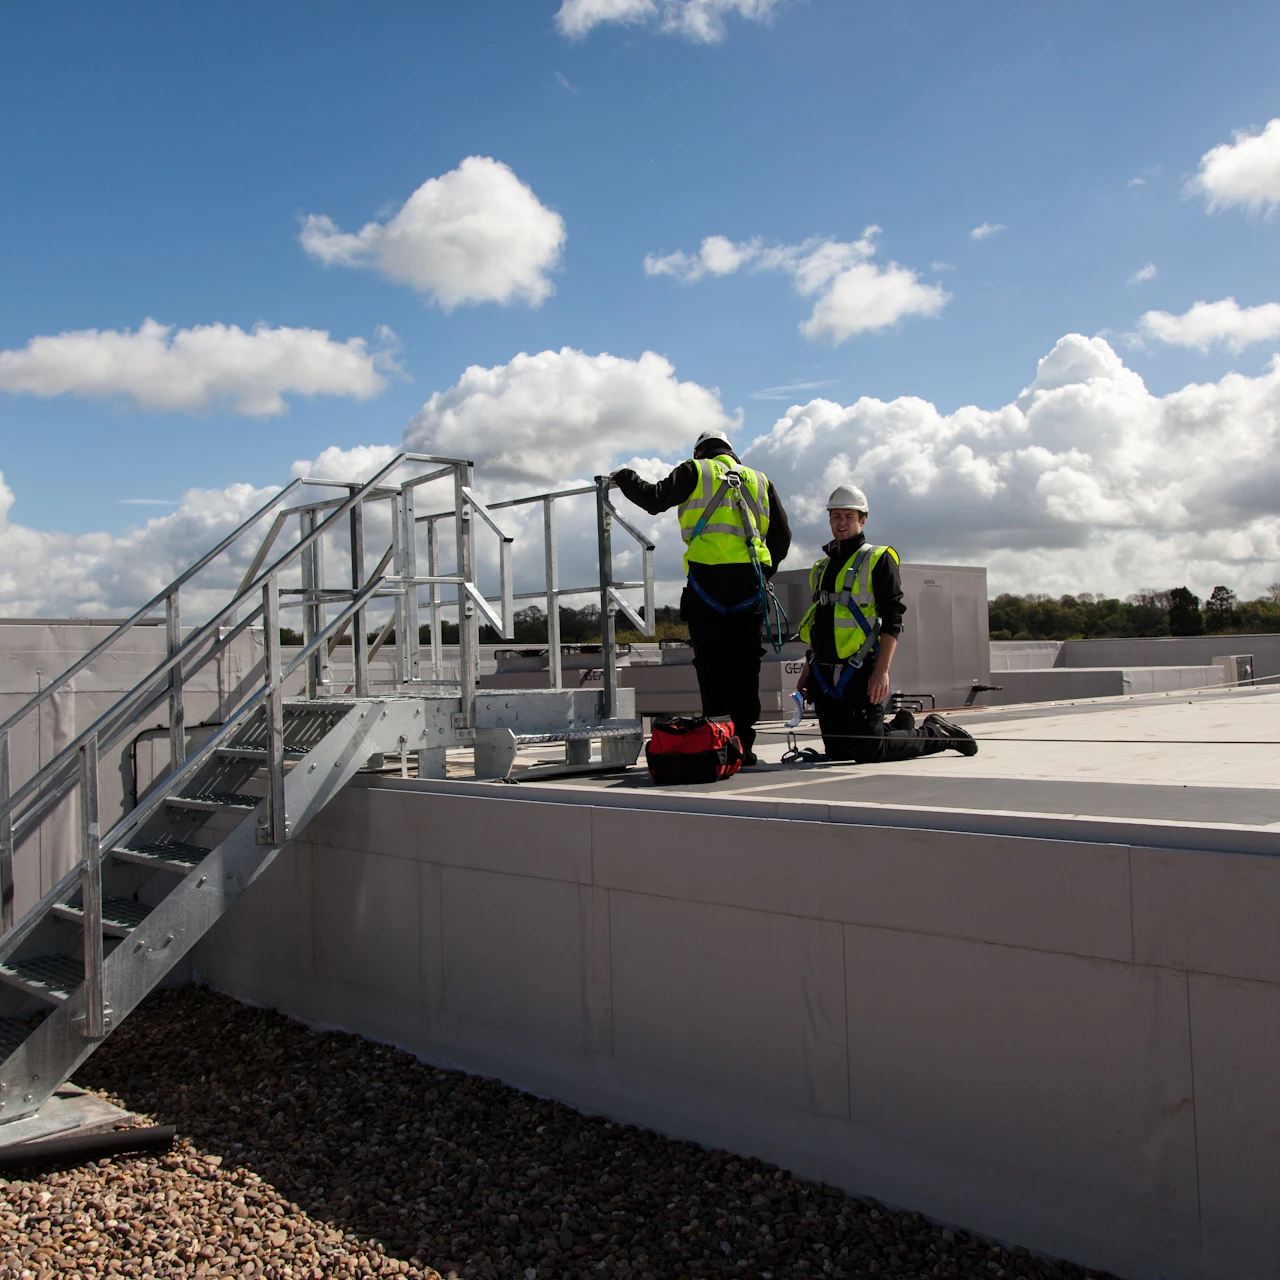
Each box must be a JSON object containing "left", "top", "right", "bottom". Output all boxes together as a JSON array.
[{"left": 1213, "top": 653, "right": 1255, "bottom": 687}]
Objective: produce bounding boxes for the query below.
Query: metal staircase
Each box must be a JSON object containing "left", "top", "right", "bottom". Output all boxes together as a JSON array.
[{"left": 0, "top": 455, "right": 651, "bottom": 1130}]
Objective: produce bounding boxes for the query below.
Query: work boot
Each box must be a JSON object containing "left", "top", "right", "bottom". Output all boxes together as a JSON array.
[
  {"left": 887, "top": 709, "right": 915, "bottom": 732},
  {"left": 922, "top": 713, "right": 978, "bottom": 756},
  {"left": 741, "top": 750, "right": 759, "bottom": 768}
]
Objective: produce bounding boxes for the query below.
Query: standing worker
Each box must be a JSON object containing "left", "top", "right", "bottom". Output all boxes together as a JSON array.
[
  {"left": 797, "top": 484, "right": 977, "bottom": 762},
  {"left": 611, "top": 431, "right": 791, "bottom": 765}
]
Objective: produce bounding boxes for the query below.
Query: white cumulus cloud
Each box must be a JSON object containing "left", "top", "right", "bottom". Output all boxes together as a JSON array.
[
  {"left": 300, "top": 157, "right": 566, "bottom": 309},
  {"left": 0, "top": 319, "right": 394, "bottom": 416},
  {"left": 644, "top": 234, "right": 762, "bottom": 282},
  {"left": 0, "top": 474, "right": 286, "bottom": 619},
  {"left": 743, "top": 333, "right": 1280, "bottom": 599},
  {"left": 1128, "top": 263, "right": 1158, "bottom": 284},
  {"left": 1138, "top": 298, "right": 1280, "bottom": 352},
  {"left": 969, "top": 222, "right": 1006, "bottom": 240},
  {"left": 1189, "top": 118, "right": 1280, "bottom": 214},
  {"left": 405, "top": 347, "right": 739, "bottom": 487},
  {"left": 556, "top": 0, "right": 786, "bottom": 42},
  {"left": 8, "top": 338, "right": 1280, "bottom": 617},
  {"left": 644, "top": 227, "right": 949, "bottom": 344}
]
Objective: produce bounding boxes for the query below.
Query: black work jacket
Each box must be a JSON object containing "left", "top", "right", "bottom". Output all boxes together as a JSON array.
[
  {"left": 613, "top": 457, "right": 792, "bottom": 608},
  {"left": 808, "top": 533, "right": 906, "bottom": 665}
]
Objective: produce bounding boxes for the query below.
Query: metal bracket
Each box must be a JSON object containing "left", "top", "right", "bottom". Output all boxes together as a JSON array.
[{"left": 71, "top": 1005, "right": 114, "bottom": 1036}]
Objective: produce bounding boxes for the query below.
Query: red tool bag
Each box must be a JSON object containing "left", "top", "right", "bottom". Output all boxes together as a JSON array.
[{"left": 645, "top": 715, "right": 743, "bottom": 785}]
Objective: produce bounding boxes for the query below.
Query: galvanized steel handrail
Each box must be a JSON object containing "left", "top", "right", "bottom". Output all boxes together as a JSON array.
[
  {"left": 0, "top": 454, "right": 407, "bottom": 840},
  {"left": 410, "top": 477, "right": 655, "bottom": 695},
  {"left": 0, "top": 451, "right": 505, "bottom": 935},
  {"left": 0, "top": 573, "right": 387, "bottom": 966},
  {"left": 0, "top": 479, "right": 304, "bottom": 741},
  {"left": 0, "top": 608, "right": 268, "bottom": 873},
  {"left": 0, "top": 449, "right": 655, "bottom": 949}
]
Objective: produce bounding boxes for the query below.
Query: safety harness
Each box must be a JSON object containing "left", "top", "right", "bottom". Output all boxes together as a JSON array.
[
  {"left": 803, "top": 543, "right": 883, "bottom": 698},
  {"left": 686, "top": 465, "right": 789, "bottom": 650},
  {"left": 817, "top": 543, "right": 882, "bottom": 667},
  {"left": 806, "top": 656, "right": 862, "bottom": 699}
]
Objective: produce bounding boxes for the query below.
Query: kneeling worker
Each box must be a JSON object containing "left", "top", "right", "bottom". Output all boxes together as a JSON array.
[
  {"left": 611, "top": 431, "right": 791, "bottom": 765},
  {"left": 797, "top": 484, "right": 977, "bottom": 763}
]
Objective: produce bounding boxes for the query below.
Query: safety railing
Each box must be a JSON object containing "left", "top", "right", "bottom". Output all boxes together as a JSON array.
[
  {"left": 0, "top": 452, "right": 500, "bottom": 939},
  {"left": 413, "top": 473, "right": 655, "bottom": 718},
  {"left": 0, "top": 578, "right": 385, "bottom": 1043},
  {"left": 0, "top": 452, "right": 656, "bottom": 954}
]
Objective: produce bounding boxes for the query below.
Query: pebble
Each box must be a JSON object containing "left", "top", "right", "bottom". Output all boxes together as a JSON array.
[{"left": 0, "top": 986, "right": 1119, "bottom": 1280}]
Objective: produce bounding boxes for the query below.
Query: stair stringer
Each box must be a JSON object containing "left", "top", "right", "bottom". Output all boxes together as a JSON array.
[{"left": 0, "top": 696, "right": 440, "bottom": 1127}]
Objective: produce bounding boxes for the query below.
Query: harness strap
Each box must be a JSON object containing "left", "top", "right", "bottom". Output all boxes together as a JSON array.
[
  {"left": 806, "top": 652, "right": 862, "bottom": 699},
  {"left": 844, "top": 596, "right": 878, "bottom": 641},
  {"left": 688, "top": 464, "right": 767, "bottom": 546},
  {"left": 686, "top": 573, "right": 759, "bottom": 616},
  {"left": 687, "top": 472, "right": 735, "bottom": 542},
  {"left": 812, "top": 544, "right": 881, "bottom": 662}
]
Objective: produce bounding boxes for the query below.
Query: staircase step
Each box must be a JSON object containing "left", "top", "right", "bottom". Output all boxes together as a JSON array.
[
  {"left": 112, "top": 840, "right": 208, "bottom": 873},
  {"left": 166, "top": 791, "right": 259, "bottom": 813},
  {"left": 0, "top": 954, "right": 83, "bottom": 1003},
  {"left": 216, "top": 746, "right": 306, "bottom": 760},
  {"left": 52, "top": 896, "right": 153, "bottom": 937},
  {"left": 0, "top": 1016, "right": 32, "bottom": 1059}
]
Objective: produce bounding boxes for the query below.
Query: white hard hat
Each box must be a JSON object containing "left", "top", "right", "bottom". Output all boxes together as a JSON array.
[
  {"left": 694, "top": 429, "right": 732, "bottom": 453},
  {"left": 826, "top": 484, "right": 869, "bottom": 513}
]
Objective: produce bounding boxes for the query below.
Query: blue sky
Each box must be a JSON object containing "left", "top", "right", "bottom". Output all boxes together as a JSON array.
[{"left": 1, "top": 0, "right": 1279, "bottom": 608}]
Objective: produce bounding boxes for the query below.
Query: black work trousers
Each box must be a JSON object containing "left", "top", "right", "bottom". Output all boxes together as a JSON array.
[
  {"left": 684, "top": 598, "right": 764, "bottom": 755},
  {"left": 808, "top": 662, "right": 952, "bottom": 764}
]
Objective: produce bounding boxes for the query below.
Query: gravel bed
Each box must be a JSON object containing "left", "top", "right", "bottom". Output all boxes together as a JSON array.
[{"left": 1, "top": 985, "right": 1115, "bottom": 1280}]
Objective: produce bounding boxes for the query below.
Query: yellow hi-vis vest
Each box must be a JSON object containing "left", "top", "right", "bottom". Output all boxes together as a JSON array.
[
  {"left": 676, "top": 455, "right": 772, "bottom": 573},
  {"left": 798, "top": 543, "right": 899, "bottom": 664}
]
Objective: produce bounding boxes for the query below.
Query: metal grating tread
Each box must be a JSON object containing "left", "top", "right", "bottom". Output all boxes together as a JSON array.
[
  {"left": 113, "top": 840, "right": 207, "bottom": 871},
  {"left": 516, "top": 726, "right": 645, "bottom": 744},
  {"left": 0, "top": 954, "right": 82, "bottom": 1002},
  {"left": 0, "top": 1016, "right": 32, "bottom": 1058},
  {"left": 167, "top": 791, "right": 258, "bottom": 811},
  {"left": 223, "top": 703, "right": 348, "bottom": 754},
  {"left": 54, "top": 896, "right": 152, "bottom": 933}
]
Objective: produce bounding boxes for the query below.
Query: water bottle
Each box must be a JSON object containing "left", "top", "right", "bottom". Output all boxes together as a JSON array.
[{"left": 783, "top": 690, "right": 806, "bottom": 729}]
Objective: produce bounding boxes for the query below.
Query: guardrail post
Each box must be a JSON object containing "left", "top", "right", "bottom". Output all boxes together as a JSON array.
[
  {"left": 544, "top": 497, "right": 562, "bottom": 690},
  {"left": 596, "top": 476, "right": 618, "bottom": 720},
  {"left": 260, "top": 576, "right": 288, "bottom": 845},
  {"left": 455, "top": 465, "right": 478, "bottom": 727},
  {"left": 79, "top": 734, "right": 105, "bottom": 1039},
  {"left": 300, "top": 508, "right": 319, "bottom": 698},
  {"left": 350, "top": 494, "right": 368, "bottom": 698},
  {"left": 165, "top": 591, "right": 185, "bottom": 769},
  {"left": 402, "top": 483, "right": 421, "bottom": 684},
  {"left": 0, "top": 729, "right": 12, "bottom": 933},
  {"left": 390, "top": 490, "right": 407, "bottom": 685},
  {"left": 427, "top": 518, "right": 443, "bottom": 684}
]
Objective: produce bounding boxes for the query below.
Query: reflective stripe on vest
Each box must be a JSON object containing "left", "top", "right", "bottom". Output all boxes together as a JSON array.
[
  {"left": 797, "top": 543, "right": 897, "bottom": 663},
  {"left": 676, "top": 456, "right": 772, "bottom": 570}
]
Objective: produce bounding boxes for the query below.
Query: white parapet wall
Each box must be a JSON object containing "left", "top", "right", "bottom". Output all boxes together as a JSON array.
[
  {"left": 194, "top": 769, "right": 1280, "bottom": 1280},
  {"left": 987, "top": 663, "right": 1226, "bottom": 703}
]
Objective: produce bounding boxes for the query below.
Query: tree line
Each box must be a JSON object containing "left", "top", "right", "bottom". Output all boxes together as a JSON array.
[{"left": 990, "top": 585, "right": 1280, "bottom": 641}]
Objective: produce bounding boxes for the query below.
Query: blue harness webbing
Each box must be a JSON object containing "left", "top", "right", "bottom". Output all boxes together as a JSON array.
[
  {"left": 687, "top": 572, "right": 760, "bottom": 616},
  {"left": 805, "top": 648, "right": 875, "bottom": 701},
  {"left": 844, "top": 596, "right": 877, "bottom": 646}
]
